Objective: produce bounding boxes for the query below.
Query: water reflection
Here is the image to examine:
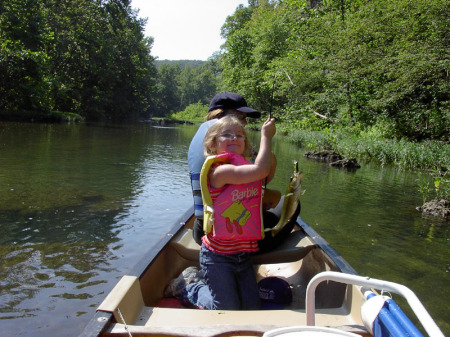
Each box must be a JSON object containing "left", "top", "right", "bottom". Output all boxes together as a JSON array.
[{"left": 0, "top": 122, "right": 193, "bottom": 336}]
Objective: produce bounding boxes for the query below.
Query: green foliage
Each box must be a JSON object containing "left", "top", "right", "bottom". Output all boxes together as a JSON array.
[
  {"left": 285, "top": 124, "right": 450, "bottom": 172},
  {"left": 220, "top": 0, "right": 292, "bottom": 112},
  {"left": 2, "top": 0, "right": 448, "bottom": 145},
  {"left": 433, "top": 172, "right": 450, "bottom": 201},
  {"left": 418, "top": 176, "right": 434, "bottom": 204},
  {"left": 286, "top": 128, "right": 333, "bottom": 150},
  {"left": 154, "top": 63, "right": 183, "bottom": 117},
  {"left": 155, "top": 60, "right": 205, "bottom": 68},
  {"left": 334, "top": 135, "right": 449, "bottom": 171},
  {"left": 152, "top": 60, "right": 218, "bottom": 117},
  {"left": 0, "top": 0, "right": 218, "bottom": 122},
  {"left": 417, "top": 170, "right": 449, "bottom": 203},
  {"left": 0, "top": 0, "right": 157, "bottom": 122},
  {"left": 171, "top": 102, "right": 208, "bottom": 122},
  {"left": 219, "top": 0, "right": 449, "bottom": 141},
  {"left": 0, "top": 0, "right": 53, "bottom": 113}
]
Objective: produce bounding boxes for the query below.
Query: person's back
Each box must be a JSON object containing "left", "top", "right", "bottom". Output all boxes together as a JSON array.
[{"left": 188, "top": 119, "right": 217, "bottom": 219}]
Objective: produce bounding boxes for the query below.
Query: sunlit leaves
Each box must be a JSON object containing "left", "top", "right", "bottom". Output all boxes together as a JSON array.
[{"left": 219, "top": 0, "right": 449, "bottom": 140}]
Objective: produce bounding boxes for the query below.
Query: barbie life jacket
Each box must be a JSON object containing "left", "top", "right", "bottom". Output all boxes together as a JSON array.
[{"left": 200, "top": 153, "right": 264, "bottom": 241}]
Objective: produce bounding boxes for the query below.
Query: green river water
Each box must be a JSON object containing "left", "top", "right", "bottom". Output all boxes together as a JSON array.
[{"left": 0, "top": 122, "right": 448, "bottom": 336}]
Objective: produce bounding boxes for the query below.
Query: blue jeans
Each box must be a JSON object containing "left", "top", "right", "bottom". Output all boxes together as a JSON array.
[{"left": 185, "top": 244, "right": 261, "bottom": 310}]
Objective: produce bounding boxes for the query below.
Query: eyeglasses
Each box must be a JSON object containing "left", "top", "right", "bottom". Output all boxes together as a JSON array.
[{"left": 218, "top": 133, "right": 246, "bottom": 140}]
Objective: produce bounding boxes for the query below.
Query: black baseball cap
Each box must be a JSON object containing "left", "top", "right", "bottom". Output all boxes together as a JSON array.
[{"left": 208, "top": 92, "right": 261, "bottom": 118}]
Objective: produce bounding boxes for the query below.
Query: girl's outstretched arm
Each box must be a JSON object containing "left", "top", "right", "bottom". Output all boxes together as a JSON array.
[{"left": 210, "top": 118, "right": 276, "bottom": 188}]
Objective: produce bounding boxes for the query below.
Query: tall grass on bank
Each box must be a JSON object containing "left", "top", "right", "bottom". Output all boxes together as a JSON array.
[{"left": 286, "top": 128, "right": 449, "bottom": 172}]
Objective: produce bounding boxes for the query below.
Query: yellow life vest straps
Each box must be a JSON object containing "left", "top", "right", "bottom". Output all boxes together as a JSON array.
[{"left": 200, "top": 155, "right": 231, "bottom": 235}]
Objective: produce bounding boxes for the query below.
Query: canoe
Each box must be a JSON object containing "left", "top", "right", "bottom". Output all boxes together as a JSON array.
[{"left": 79, "top": 206, "right": 443, "bottom": 337}]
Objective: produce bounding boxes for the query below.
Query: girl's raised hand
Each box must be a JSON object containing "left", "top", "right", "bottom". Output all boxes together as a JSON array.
[{"left": 261, "top": 117, "right": 276, "bottom": 139}]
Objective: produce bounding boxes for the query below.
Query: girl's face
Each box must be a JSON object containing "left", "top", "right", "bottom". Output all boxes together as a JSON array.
[{"left": 214, "top": 125, "right": 246, "bottom": 155}]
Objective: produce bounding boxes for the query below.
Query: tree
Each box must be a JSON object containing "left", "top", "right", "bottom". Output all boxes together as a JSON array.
[
  {"left": 219, "top": 0, "right": 449, "bottom": 140},
  {"left": 153, "top": 63, "right": 182, "bottom": 116},
  {"left": 0, "top": 0, "right": 158, "bottom": 121},
  {"left": 0, "top": 0, "right": 52, "bottom": 115},
  {"left": 221, "top": 0, "right": 292, "bottom": 113}
]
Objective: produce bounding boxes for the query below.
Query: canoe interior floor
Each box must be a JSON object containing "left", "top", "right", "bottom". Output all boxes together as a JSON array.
[{"left": 97, "top": 222, "right": 368, "bottom": 336}]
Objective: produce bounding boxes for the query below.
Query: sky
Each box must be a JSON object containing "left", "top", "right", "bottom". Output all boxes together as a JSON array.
[{"left": 131, "top": 0, "right": 249, "bottom": 61}]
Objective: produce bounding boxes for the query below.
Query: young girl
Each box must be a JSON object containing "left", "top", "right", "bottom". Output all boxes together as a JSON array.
[{"left": 184, "top": 115, "right": 277, "bottom": 310}]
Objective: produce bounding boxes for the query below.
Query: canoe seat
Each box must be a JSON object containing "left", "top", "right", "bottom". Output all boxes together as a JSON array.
[
  {"left": 170, "top": 228, "right": 316, "bottom": 264},
  {"left": 252, "top": 230, "right": 316, "bottom": 264},
  {"left": 170, "top": 229, "right": 201, "bottom": 262}
]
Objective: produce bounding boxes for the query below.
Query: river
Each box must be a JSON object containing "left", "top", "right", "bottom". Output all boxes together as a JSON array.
[{"left": 0, "top": 122, "right": 448, "bottom": 336}]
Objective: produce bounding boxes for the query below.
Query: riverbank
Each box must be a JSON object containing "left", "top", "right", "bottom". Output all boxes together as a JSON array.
[
  {"left": 281, "top": 127, "right": 449, "bottom": 172},
  {"left": 0, "top": 110, "right": 84, "bottom": 123},
  {"left": 283, "top": 126, "right": 449, "bottom": 218}
]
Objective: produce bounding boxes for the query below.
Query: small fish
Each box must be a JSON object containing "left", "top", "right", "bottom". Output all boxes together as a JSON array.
[{"left": 266, "top": 161, "right": 302, "bottom": 235}]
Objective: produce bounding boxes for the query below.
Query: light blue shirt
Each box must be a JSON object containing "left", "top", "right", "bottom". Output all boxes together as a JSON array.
[{"left": 187, "top": 119, "right": 218, "bottom": 218}]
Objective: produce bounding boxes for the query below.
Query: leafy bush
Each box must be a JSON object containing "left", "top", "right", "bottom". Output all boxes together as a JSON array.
[
  {"left": 171, "top": 102, "right": 208, "bottom": 122},
  {"left": 418, "top": 170, "right": 449, "bottom": 203}
]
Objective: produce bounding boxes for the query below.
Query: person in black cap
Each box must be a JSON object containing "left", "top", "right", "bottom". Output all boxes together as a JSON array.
[
  {"left": 206, "top": 92, "right": 262, "bottom": 120},
  {"left": 187, "top": 92, "right": 298, "bottom": 251}
]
